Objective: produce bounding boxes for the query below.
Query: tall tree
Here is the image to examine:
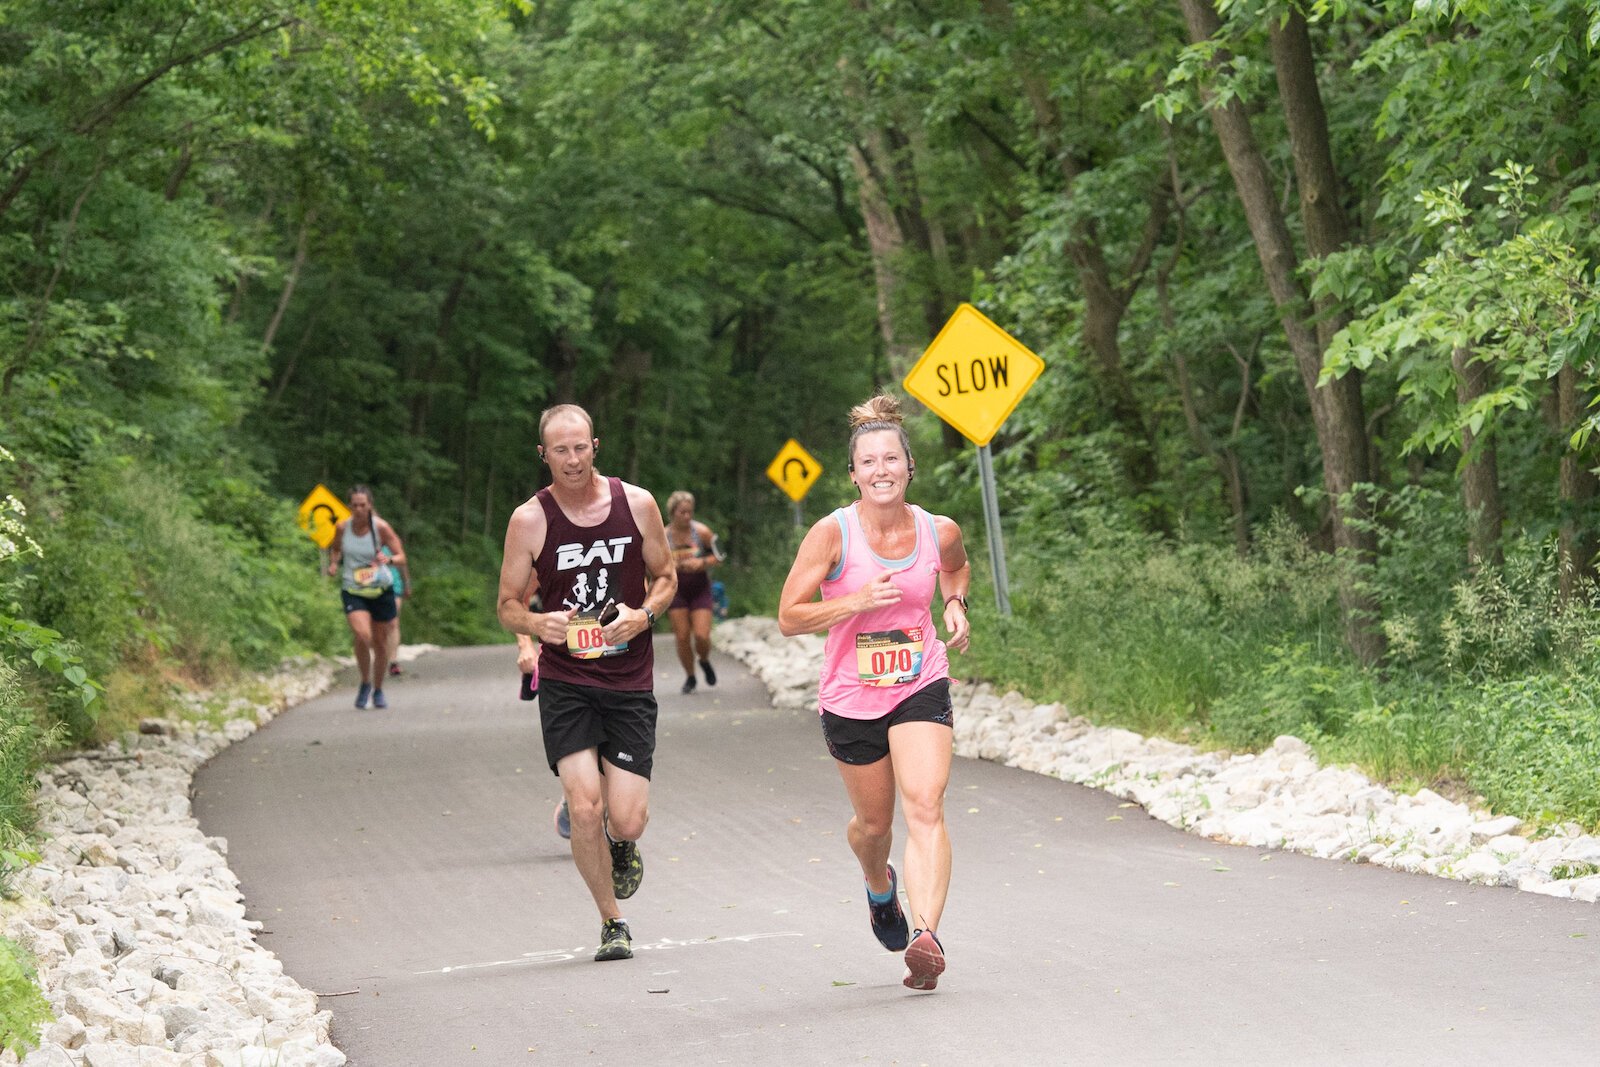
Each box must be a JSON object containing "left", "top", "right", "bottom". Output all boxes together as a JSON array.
[{"left": 1176, "top": 0, "right": 1382, "bottom": 662}]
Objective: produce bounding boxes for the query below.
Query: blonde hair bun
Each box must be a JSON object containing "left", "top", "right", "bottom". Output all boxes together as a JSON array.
[{"left": 847, "top": 393, "right": 903, "bottom": 430}]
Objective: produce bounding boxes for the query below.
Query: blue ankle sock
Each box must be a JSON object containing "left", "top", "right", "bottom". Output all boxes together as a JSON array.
[{"left": 866, "top": 882, "right": 894, "bottom": 904}]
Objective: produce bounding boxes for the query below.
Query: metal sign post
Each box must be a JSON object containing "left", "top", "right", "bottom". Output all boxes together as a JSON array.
[
  {"left": 903, "top": 303, "right": 1044, "bottom": 619},
  {"left": 976, "top": 444, "right": 1012, "bottom": 616}
]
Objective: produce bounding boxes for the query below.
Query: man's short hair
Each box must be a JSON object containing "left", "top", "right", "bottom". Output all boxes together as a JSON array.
[{"left": 539, "top": 404, "right": 595, "bottom": 444}]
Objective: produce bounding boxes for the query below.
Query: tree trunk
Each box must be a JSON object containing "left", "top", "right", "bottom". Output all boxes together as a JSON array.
[
  {"left": 1268, "top": 10, "right": 1352, "bottom": 347},
  {"left": 1452, "top": 347, "right": 1504, "bottom": 569},
  {"left": 1180, "top": 0, "right": 1382, "bottom": 663},
  {"left": 1557, "top": 364, "right": 1598, "bottom": 596},
  {"left": 226, "top": 195, "right": 274, "bottom": 325},
  {"left": 849, "top": 129, "right": 920, "bottom": 380},
  {"left": 260, "top": 208, "right": 315, "bottom": 354},
  {"left": 985, "top": 0, "right": 1166, "bottom": 502}
]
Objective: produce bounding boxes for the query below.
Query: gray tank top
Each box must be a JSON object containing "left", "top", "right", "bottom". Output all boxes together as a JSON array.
[{"left": 339, "top": 521, "right": 392, "bottom": 593}]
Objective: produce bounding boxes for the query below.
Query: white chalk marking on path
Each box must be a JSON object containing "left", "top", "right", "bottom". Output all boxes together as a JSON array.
[{"left": 417, "top": 931, "right": 803, "bottom": 976}]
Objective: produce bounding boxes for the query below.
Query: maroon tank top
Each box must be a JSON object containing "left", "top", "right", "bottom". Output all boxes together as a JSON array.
[{"left": 534, "top": 477, "right": 655, "bottom": 691}]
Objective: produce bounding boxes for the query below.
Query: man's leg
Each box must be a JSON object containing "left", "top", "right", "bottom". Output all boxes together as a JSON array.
[
  {"left": 554, "top": 748, "right": 622, "bottom": 920},
  {"left": 600, "top": 760, "right": 650, "bottom": 843}
]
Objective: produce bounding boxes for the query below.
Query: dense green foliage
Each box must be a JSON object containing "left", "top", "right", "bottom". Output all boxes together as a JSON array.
[{"left": 5, "top": 0, "right": 1600, "bottom": 1046}]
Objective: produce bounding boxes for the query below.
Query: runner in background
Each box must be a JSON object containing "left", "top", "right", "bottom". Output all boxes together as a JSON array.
[
  {"left": 326, "top": 485, "right": 407, "bottom": 710},
  {"left": 513, "top": 580, "right": 565, "bottom": 839},
  {"left": 777, "top": 394, "right": 971, "bottom": 992},
  {"left": 387, "top": 550, "right": 412, "bottom": 677},
  {"left": 664, "top": 490, "right": 723, "bottom": 694}
]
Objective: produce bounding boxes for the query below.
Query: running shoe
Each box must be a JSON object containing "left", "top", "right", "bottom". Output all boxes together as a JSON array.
[
  {"left": 372, "top": 688, "right": 387, "bottom": 709},
  {"left": 680, "top": 675, "right": 696, "bottom": 694},
  {"left": 554, "top": 799, "right": 571, "bottom": 840},
  {"left": 388, "top": 662, "right": 402, "bottom": 677},
  {"left": 610, "top": 836, "right": 644, "bottom": 899},
  {"left": 867, "top": 862, "right": 909, "bottom": 951},
  {"left": 355, "top": 682, "right": 372, "bottom": 709},
  {"left": 594, "top": 917, "right": 632, "bottom": 962},
  {"left": 700, "top": 658, "right": 717, "bottom": 687},
  {"left": 903, "top": 928, "right": 945, "bottom": 991}
]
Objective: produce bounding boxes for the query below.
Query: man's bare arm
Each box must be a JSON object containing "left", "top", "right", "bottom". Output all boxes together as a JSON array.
[{"left": 497, "top": 502, "right": 548, "bottom": 638}]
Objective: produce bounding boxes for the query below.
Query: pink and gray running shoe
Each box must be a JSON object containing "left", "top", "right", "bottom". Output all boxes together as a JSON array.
[{"left": 903, "top": 928, "right": 945, "bottom": 991}]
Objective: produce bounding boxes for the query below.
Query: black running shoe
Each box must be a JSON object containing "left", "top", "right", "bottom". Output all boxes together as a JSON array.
[
  {"left": 594, "top": 918, "right": 632, "bottom": 961},
  {"left": 700, "top": 658, "right": 717, "bottom": 686},
  {"left": 610, "top": 836, "right": 644, "bottom": 899},
  {"left": 903, "top": 927, "right": 945, "bottom": 990},
  {"left": 680, "top": 675, "right": 696, "bottom": 694},
  {"left": 867, "top": 862, "right": 909, "bottom": 951}
]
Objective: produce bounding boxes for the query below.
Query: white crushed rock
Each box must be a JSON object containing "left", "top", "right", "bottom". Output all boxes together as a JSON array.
[
  {"left": 716, "top": 616, "right": 1600, "bottom": 903},
  {"left": 1, "top": 656, "right": 346, "bottom": 1067}
]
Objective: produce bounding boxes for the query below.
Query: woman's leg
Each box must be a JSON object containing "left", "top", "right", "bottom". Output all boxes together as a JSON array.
[
  {"left": 346, "top": 609, "right": 375, "bottom": 684},
  {"left": 835, "top": 756, "right": 899, "bottom": 896},
  {"left": 887, "top": 721, "right": 954, "bottom": 933},
  {"left": 668, "top": 606, "right": 695, "bottom": 688},
  {"left": 690, "top": 607, "right": 713, "bottom": 660},
  {"left": 690, "top": 607, "right": 716, "bottom": 685},
  {"left": 369, "top": 618, "right": 394, "bottom": 684},
  {"left": 388, "top": 598, "right": 403, "bottom": 675}
]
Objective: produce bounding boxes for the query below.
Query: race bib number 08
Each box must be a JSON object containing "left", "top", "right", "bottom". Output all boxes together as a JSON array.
[
  {"left": 567, "top": 613, "right": 628, "bottom": 659},
  {"left": 855, "top": 628, "right": 924, "bottom": 687}
]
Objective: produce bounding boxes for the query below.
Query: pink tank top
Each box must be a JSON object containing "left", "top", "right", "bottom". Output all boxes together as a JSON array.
[{"left": 818, "top": 503, "right": 950, "bottom": 719}]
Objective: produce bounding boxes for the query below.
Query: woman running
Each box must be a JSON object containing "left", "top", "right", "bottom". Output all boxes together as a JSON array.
[
  {"left": 664, "top": 490, "right": 722, "bottom": 694},
  {"left": 777, "top": 394, "right": 971, "bottom": 991},
  {"left": 326, "top": 485, "right": 407, "bottom": 709}
]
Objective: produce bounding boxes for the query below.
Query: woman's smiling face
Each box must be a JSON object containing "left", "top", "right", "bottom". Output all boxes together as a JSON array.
[{"left": 851, "top": 429, "right": 911, "bottom": 501}]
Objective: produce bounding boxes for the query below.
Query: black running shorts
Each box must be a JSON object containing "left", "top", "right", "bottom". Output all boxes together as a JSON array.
[
  {"left": 538, "top": 678, "right": 658, "bottom": 779},
  {"left": 820, "top": 678, "right": 953, "bottom": 765},
  {"left": 341, "top": 589, "right": 398, "bottom": 623}
]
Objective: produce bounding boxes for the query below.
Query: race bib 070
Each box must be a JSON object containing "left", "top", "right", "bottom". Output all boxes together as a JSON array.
[
  {"left": 855, "top": 627, "right": 924, "bottom": 687},
  {"left": 566, "top": 612, "right": 628, "bottom": 659}
]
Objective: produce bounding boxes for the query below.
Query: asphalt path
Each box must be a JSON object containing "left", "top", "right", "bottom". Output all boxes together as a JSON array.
[{"left": 193, "top": 640, "right": 1600, "bottom": 1066}]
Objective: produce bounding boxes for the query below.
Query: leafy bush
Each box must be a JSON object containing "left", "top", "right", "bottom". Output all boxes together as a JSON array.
[
  {"left": 964, "top": 514, "right": 1341, "bottom": 737},
  {"left": 1208, "top": 643, "right": 1373, "bottom": 750},
  {"left": 0, "top": 935, "right": 52, "bottom": 1058},
  {"left": 402, "top": 552, "right": 508, "bottom": 647},
  {"left": 1462, "top": 671, "right": 1600, "bottom": 827},
  {"left": 20, "top": 455, "right": 344, "bottom": 736},
  {"left": 0, "top": 663, "right": 57, "bottom": 898}
]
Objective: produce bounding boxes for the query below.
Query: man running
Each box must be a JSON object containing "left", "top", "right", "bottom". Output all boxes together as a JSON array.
[{"left": 498, "top": 404, "right": 677, "bottom": 962}]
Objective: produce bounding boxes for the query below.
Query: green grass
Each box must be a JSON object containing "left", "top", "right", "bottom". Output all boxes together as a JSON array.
[{"left": 955, "top": 517, "right": 1600, "bottom": 831}]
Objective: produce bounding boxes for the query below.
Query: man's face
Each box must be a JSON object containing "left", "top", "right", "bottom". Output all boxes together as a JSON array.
[{"left": 540, "top": 415, "right": 598, "bottom": 488}]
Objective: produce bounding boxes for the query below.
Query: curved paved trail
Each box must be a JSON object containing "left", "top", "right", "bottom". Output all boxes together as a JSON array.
[{"left": 193, "top": 641, "right": 1599, "bottom": 1065}]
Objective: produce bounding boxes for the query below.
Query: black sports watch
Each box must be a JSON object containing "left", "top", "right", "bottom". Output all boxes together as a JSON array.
[
  {"left": 944, "top": 594, "right": 968, "bottom": 611},
  {"left": 644, "top": 606, "right": 656, "bottom": 627}
]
